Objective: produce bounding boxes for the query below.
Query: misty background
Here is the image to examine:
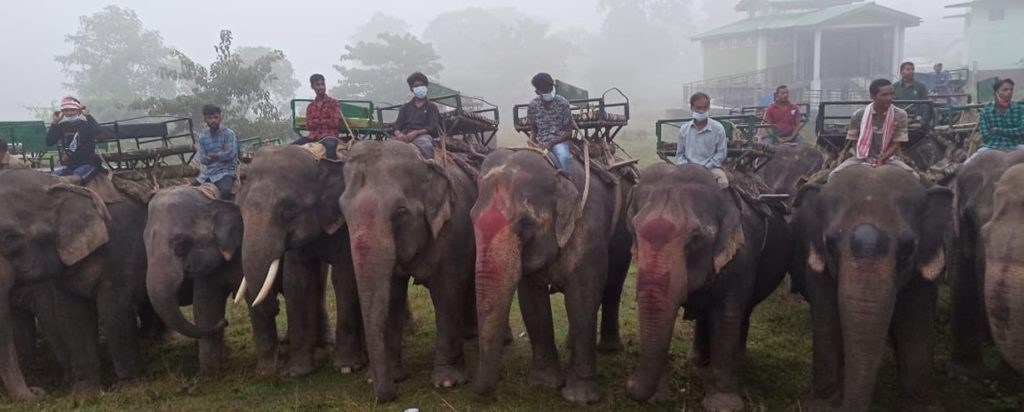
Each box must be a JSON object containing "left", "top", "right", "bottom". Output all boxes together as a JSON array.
[{"left": 0, "top": 0, "right": 965, "bottom": 140}]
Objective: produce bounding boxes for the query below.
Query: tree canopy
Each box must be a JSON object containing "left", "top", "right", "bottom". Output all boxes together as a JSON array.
[
  {"left": 331, "top": 32, "right": 443, "bottom": 105},
  {"left": 132, "top": 30, "right": 290, "bottom": 138},
  {"left": 55, "top": 5, "right": 177, "bottom": 120}
]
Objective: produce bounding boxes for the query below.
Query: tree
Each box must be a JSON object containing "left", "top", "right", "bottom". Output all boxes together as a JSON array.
[
  {"left": 237, "top": 46, "right": 301, "bottom": 112},
  {"left": 423, "top": 8, "right": 573, "bottom": 109},
  {"left": 55, "top": 5, "right": 178, "bottom": 120},
  {"left": 349, "top": 12, "right": 410, "bottom": 44},
  {"left": 132, "top": 30, "right": 289, "bottom": 138},
  {"left": 331, "top": 33, "right": 443, "bottom": 104}
]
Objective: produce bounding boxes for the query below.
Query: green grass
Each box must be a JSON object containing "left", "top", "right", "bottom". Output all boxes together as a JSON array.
[{"left": 3, "top": 267, "right": 1019, "bottom": 411}]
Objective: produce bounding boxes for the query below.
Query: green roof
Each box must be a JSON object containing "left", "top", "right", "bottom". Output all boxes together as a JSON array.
[
  {"left": 695, "top": 2, "right": 921, "bottom": 40},
  {"left": 735, "top": 0, "right": 858, "bottom": 12}
]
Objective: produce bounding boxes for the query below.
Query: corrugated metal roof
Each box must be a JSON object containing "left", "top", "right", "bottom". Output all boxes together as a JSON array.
[{"left": 695, "top": 2, "right": 921, "bottom": 40}]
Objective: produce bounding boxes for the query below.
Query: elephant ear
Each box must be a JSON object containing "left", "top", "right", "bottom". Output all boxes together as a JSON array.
[
  {"left": 317, "top": 161, "right": 347, "bottom": 235},
  {"left": 555, "top": 176, "right": 582, "bottom": 249},
  {"left": 794, "top": 184, "right": 826, "bottom": 274},
  {"left": 49, "top": 184, "right": 111, "bottom": 266},
  {"left": 917, "top": 187, "right": 954, "bottom": 281},
  {"left": 713, "top": 191, "right": 746, "bottom": 274},
  {"left": 424, "top": 161, "right": 454, "bottom": 239},
  {"left": 213, "top": 202, "right": 243, "bottom": 261}
]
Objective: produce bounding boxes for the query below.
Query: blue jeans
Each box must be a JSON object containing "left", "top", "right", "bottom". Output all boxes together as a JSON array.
[
  {"left": 411, "top": 135, "right": 435, "bottom": 160},
  {"left": 549, "top": 142, "right": 571, "bottom": 172},
  {"left": 966, "top": 145, "right": 1024, "bottom": 163},
  {"left": 54, "top": 163, "right": 98, "bottom": 184}
]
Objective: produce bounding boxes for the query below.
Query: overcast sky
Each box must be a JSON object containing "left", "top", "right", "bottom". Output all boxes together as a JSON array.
[{"left": 0, "top": 0, "right": 964, "bottom": 119}]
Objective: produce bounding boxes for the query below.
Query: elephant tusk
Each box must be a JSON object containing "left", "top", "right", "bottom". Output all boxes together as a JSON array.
[
  {"left": 252, "top": 258, "right": 280, "bottom": 307},
  {"left": 233, "top": 278, "right": 248, "bottom": 304}
]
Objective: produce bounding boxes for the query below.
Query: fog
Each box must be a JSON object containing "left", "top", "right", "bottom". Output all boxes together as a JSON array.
[{"left": 0, "top": 0, "right": 965, "bottom": 128}]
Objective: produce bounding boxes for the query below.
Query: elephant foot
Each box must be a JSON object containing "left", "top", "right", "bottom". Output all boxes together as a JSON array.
[
  {"left": 650, "top": 377, "right": 674, "bottom": 403},
  {"left": 11, "top": 386, "right": 45, "bottom": 402},
  {"left": 688, "top": 345, "right": 711, "bottom": 367},
  {"left": 432, "top": 365, "right": 469, "bottom": 388},
  {"left": 597, "top": 336, "right": 625, "bottom": 353},
  {"left": 701, "top": 391, "right": 744, "bottom": 412},
  {"left": 334, "top": 361, "right": 366, "bottom": 375},
  {"left": 561, "top": 378, "right": 601, "bottom": 405},
  {"left": 528, "top": 366, "right": 565, "bottom": 389},
  {"left": 366, "top": 367, "right": 409, "bottom": 385},
  {"left": 899, "top": 391, "right": 946, "bottom": 412},
  {"left": 282, "top": 356, "right": 316, "bottom": 377},
  {"left": 804, "top": 398, "right": 838, "bottom": 412},
  {"left": 256, "top": 357, "right": 279, "bottom": 377},
  {"left": 946, "top": 361, "right": 993, "bottom": 382}
]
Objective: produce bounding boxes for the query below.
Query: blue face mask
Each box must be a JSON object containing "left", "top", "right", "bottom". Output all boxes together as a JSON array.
[
  {"left": 692, "top": 111, "right": 709, "bottom": 122},
  {"left": 541, "top": 91, "right": 556, "bottom": 102},
  {"left": 412, "top": 85, "right": 428, "bottom": 99}
]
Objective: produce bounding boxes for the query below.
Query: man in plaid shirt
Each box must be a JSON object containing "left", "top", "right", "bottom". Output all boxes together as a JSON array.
[
  {"left": 292, "top": 73, "right": 341, "bottom": 159},
  {"left": 968, "top": 78, "right": 1024, "bottom": 162}
]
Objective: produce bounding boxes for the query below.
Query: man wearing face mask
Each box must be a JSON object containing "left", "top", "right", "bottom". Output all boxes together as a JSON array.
[
  {"left": 676, "top": 92, "right": 729, "bottom": 188},
  {"left": 393, "top": 72, "right": 440, "bottom": 159},
  {"left": 526, "top": 72, "right": 573, "bottom": 172},
  {"left": 46, "top": 96, "right": 104, "bottom": 184}
]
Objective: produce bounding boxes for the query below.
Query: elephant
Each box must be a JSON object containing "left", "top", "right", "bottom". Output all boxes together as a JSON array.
[
  {"left": 624, "top": 164, "right": 791, "bottom": 411},
  {"left": 0, "top": 169, "right": 149, "bottom": 400},
  {"left": 471, "top": 148, "right": 632, "bottom": 404},
  {"left": 337, "top": 141, "right": 477, "bottom": 402},
  {"left": 144, "top": 185, "right": 265, "bottom": 373},
  {"left": 757, "top": 142, "right": 825, "bottom": 201},
  {"left": 791, "top": 165, "right": 952, "bottom": 412},
  {"left": 951, "top": 150, "right": 1024, "bottom": 377},
  {"left": 984, "top": 162, "right": 1024, "bottom": 374},
  {"left": 235, "top": 145, "right": 365, "bottom": 377}
]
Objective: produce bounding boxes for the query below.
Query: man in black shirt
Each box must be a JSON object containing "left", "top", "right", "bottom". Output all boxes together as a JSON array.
[
  {"left": 393, "top": 72, "right": 440, "bottom": 159},
  {"left": 46, "top": 96, "right": 104, "bottom": 184}
]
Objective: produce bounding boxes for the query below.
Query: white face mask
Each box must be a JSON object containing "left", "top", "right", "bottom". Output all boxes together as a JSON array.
[
  {"left": 692, "top": 111, "right": 709, "bottom": 122},
  {"left": 541, "top": 91, "right": 556, "bottom": 102},
  {"left": 60, "top": 114, "right": 86, "bottom": 123},
  {"left": 412, "top": 85, "right": 428, "bottom": 99}
]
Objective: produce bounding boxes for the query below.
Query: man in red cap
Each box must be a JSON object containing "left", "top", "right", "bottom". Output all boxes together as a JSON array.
[{"left": 46, "top": 96, "right": 104, "bottom": 184}]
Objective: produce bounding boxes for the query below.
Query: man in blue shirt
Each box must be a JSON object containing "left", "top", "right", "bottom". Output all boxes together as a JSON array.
[
  {"left": 192, "top": 104, "right": 238, "bottom": 200},
  {"left": 676, "top": 92, "right": 729, "bottom": 188}
]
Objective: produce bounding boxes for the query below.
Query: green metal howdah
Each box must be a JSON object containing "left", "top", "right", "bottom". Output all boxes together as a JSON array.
[{"left": 290, "top": 98, "right": 384, "bottom": 141}]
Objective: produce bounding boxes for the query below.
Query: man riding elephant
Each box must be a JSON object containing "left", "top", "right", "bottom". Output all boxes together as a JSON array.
[
  {"left": 676, "top": 92, "right": 729, "bottom": 188},
  {"left": 45, "top": 97, "right": 104, "bottom": 185},
  {"left": 830, "top": 79, "right": 917, "bottom": 180}
]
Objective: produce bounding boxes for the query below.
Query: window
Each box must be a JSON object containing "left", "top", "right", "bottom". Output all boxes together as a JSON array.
[{"left": 989, "top": 8, "right": 1006, "bottom": 21}]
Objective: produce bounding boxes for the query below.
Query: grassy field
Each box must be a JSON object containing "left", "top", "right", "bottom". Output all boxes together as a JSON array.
[
  {"left": 3, "top": 268, "right": 1020, "bottom": 412},
  {"left": 3, "top": 137, "right": 1019, "bottom": 411}
]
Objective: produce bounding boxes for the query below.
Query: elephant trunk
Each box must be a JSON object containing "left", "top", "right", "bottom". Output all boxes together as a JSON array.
[
  {"left": 348, "top": 196, "right": 399, "bottom": 403},
  {"left": 473, "top": 206, "right": 522, "bottom": 396},
  {"left": 984, "top": 230, "right": 1024, "bottom": 373},
  {"left": 837, "top": 259, "right": 898, "bottom": 412},
  {"left": 0, "top": 262, "right": 37, "bottom": 402},
  {"left": 627, "top": 216, "right": 688, "bottom": 401},
  {"left": 240, "top": 214, "right": 285, "bottom": 307},
  {"left": 146, "top": 255, "right": 225, "bottom": 338}
]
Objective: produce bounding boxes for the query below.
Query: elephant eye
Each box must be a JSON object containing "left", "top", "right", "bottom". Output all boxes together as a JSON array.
[
  {"left": 279, "top": 203, "right": 300, "bottom": 222},
  {"left": 0, "top": 231, "right": 25, "bottom": 255},
  {"left": 686, "top": 232, "right": 706, "bottom": 253},
  {"left": 170, "top": 235, "right": 192, "bottom": 257}
]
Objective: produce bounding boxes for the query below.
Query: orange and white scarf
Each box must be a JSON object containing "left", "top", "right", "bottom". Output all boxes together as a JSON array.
[{"left": 856, "top": 103, "right": 895, "bottom": 160}]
